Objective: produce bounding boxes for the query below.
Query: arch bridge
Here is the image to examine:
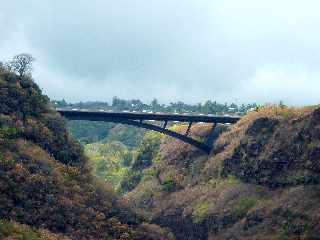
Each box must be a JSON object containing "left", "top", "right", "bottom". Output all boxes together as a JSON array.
[{"left": 58, "top": 110, "right": 240, "bottom": 154}]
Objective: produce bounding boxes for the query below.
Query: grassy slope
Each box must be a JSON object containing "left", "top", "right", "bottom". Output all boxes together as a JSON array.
[{"left": 121, "top": 105, "right": 320, "bottom": 240}]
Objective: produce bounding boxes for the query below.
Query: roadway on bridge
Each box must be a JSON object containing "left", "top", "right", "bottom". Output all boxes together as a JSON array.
[{"left": 57, "top": 109, "right": 241, "bottom": 124}]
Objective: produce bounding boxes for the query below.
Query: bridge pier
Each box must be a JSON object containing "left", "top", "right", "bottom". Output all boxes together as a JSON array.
[
  {"left": 163, "top": 120, "right": 168, "bottom": 130},
  {"left": 185, "top": 122, "right": 193, "bottom": 136}
]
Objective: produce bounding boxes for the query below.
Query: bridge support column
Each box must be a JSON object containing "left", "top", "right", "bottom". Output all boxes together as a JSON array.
[
  {"left": 185, "top": 122, "right": 193, "bottom": 136},
  {"left": 163, "top": 120, "right": 168, "bottom": 130}
]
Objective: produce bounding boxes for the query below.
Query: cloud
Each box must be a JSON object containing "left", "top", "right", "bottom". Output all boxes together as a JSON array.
[{"left": 0, "top": 0, "right": 319, "bottom": 105}]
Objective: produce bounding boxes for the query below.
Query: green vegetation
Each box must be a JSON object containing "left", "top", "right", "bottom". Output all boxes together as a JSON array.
[
  {"left": 161, "top": 177, "right": 176, "bottom": 192},
  {"left": 207, "top": 175, "right": 240, "bottom": 188},
  {"left": 66, "top": 116, "right": 152, "bottom": 193},
  {"left": 106, "top": 124, "right": 145, "bottom": 148},
  {"left": 232, "top": 196, "right": 257, "bottom": 219},
  {"left": 85, "top": 141, "right": 132, "bottom": 190},
  {"left": 77, "top": 127, "right": 161, "bottom": 192},
  {"left": 132, "top": 131, "right": 162, "bottom": 170},
  {"left": 120, "top": 170, "right": 142, "bottom": 192},
  {"left": 142, "top": 167, "right": 158, "bottom": 181},
  {"left": 192, "top": 201, "right": 212, "bottom": 223},
  {"left": 67, "top": 120, "right": 145, "bottom": 146},
  {"left": 67, "top": 120, "right": 114, "bottom": 144}
]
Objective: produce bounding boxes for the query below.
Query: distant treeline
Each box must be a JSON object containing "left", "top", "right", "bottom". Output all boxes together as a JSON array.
[{"left": 53, "top": 97, "right": 258, "bottom": 115}]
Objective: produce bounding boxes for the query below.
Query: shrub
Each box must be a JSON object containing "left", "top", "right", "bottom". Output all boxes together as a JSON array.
[
  {"left": 161, "top": 177, "right": 176, "bottom": 192},
  {"left": 207, "top": 175, "right": 240, "bottom": 188},
  {"left": 192, "top": 201, "right": 212, "bottom": 223},
  {"left": 132, "top": 131, "right": 162, "bottom": 170},
  {"left": 0, "top": 126, "right": 19, "bottom": 139},
  {"left": 142, "top": 167, "right": 158, "bottom": 181},
  {"left": 120, "top": 170, "right": 142, "bottom": 193},
  {"left": 232, "top": 196, "right": 257, "bottom": 219},
  {"left": 122, "top": 151, "right": 134, "bottom": 167}
]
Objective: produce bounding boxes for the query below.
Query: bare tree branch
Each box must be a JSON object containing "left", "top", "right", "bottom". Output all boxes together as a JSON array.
[{"left": 10, "top": 53, "right": 35, "bottom": 77}]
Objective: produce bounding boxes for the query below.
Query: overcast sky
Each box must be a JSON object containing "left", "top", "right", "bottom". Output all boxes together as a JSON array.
[{"left": 1, "top": 0, "right": 319, "bottom": 105}]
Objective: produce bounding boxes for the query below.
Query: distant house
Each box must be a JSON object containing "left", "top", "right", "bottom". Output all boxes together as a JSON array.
[
  {"left": 228, "top": 107, "right": 236, "bottom": 112},
  {"left": 247, "top": 107, "right": 256, "bottom": 112}
]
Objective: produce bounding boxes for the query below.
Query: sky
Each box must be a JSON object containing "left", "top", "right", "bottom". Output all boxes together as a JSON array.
[{"left": 0, "top": 0, "right": 319, "bottom": 105}]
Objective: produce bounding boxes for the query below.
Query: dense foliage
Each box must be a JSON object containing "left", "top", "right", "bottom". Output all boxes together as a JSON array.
[
  {"left": 120, "top": 131, "right": 162, "bottom": 193},
  {"left": 67, "top": 119, "right": 145, "bottom": 146},
  {"left": 81, "top": 128, "right": 161, "bottom": 193},
  {"left": 85, "top": 140, "right": 133, "bottom": 190},
  {"left": 67, "top": 120, "right": 114, "bottom": 144}
]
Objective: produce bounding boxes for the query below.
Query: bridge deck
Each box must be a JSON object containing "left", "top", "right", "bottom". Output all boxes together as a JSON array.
[{"left": 57, "top": 110, "right": 241, "bottom": 124}]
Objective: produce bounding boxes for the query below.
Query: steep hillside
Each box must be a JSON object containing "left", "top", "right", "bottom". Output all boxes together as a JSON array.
[
  {"left": 0, "top": 70, "right": 173, "bottom": 239},
  {"left": 122, "top": 105, "right": 320, "bottom": 240}
]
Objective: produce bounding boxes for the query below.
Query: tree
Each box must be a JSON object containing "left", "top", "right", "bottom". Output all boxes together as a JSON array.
[
  {"left": 0, "top": 61, "right": 12, "bottom": 72},
  {"left": 10, "top": 53, "right": 35, "bottom": 77},
  {"left": 151, "top": 98, "right": 160, "bottom": 111},
  {"left": 0, "top": 61, "right": 5, "bottom": 72}
]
